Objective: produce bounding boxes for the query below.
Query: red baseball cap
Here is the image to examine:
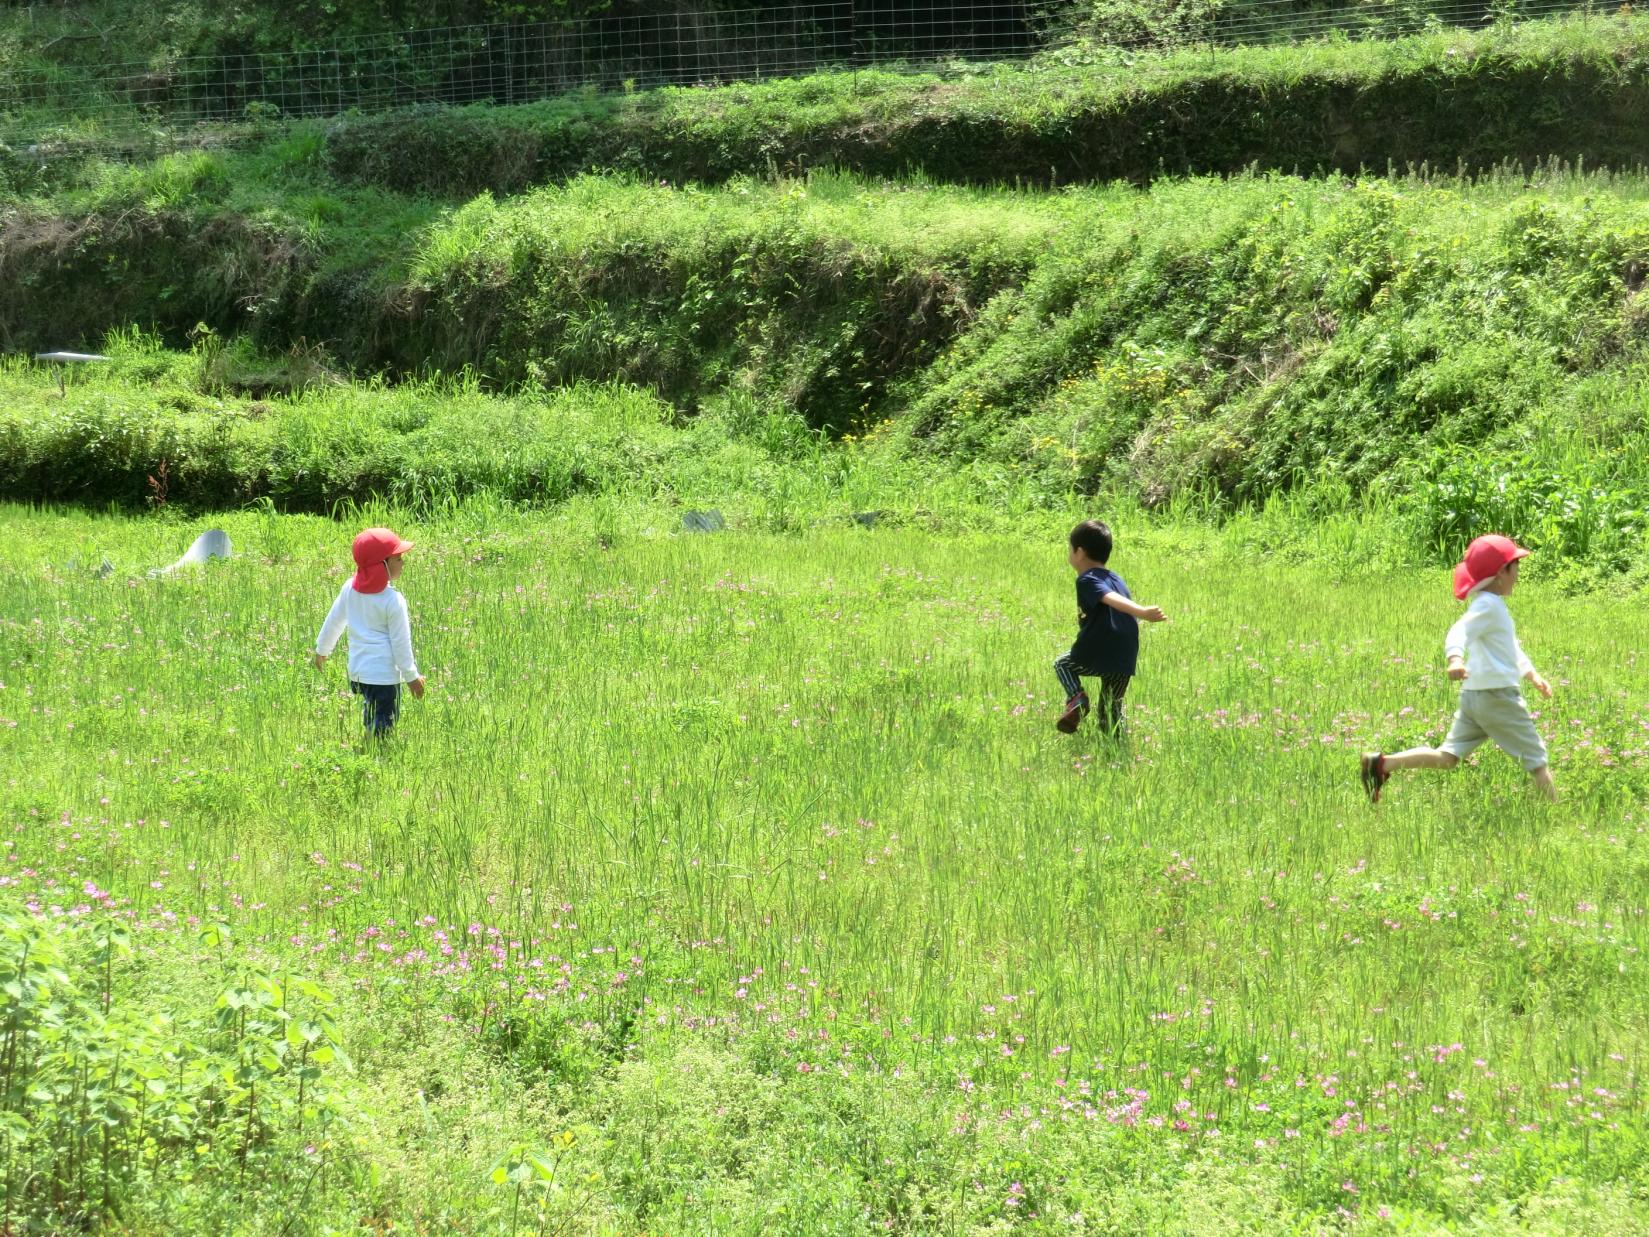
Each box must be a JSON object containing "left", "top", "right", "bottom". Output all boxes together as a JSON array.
[
  {"left": 351, "top": 527, "right": 413, "bottom": 594},
  {"left": 1452, "top": 534, "right": 1529, "bottom": 600}
]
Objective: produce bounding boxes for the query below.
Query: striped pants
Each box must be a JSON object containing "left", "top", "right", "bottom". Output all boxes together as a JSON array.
[{"left": 1053, "top": 654, "right": 1131, "bottom": 735}]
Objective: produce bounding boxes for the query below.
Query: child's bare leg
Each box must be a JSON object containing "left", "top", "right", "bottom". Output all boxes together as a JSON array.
[
  {"left": 1361, "top": 747, "right": 1458, "bottom": 802},
  {"left": 1530, "top": 765, "right": 1558, "bottom": 801},
  {"left": 1381, "top": 748, "right": 1460, "bottom": 771}
]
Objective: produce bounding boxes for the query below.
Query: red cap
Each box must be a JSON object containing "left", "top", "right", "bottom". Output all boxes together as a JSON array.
[
  {"left": 1452, "top": 534, "right": 1529, "bottom": 600},
  {"left": 351, "top": 527, "right": 413, "bottom": 594}
]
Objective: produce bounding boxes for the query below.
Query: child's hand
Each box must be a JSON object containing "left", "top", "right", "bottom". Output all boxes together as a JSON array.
[
  {"left": 1446, "top": 658, "right": 1467, "bottom": 682},
  {"left": 1527, "top": 671, "right": 1552, "bottom": 698},
  {"left": 1140, "top": 605, "right": 1167, "bottom": 623},
  {"left": 409, "top": 677, "right": 426, "bottom": 700},
  {"left": 312, "top": 652, "right": 327, "bottom": 671}
]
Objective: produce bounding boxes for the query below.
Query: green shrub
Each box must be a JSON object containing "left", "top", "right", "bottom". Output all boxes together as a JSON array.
[
  {"left": 1410, "top": 451, "right": 1649, "bottom": 570},
  {"left": 0, "top": 349, "right": 935, "bottom": 519},
  {"left": 0, "top": 914, "right": 350, "bottom": 1231}
]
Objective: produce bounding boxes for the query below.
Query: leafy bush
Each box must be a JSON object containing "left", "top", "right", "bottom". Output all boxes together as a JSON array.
[
  {"left": 903, "top": 174, "right": 1649, "bottom": 524},
  {"left": 1410, "top": 452, "right": 1649, "bottom": 571},
  {"left": 1069, "top": 0, "right": 1227, "bottom": 51},
  {"left": 0, "top": 345, "right": 932, "bottom": 521},
  {"left": 0, "top": 914, "right": 350, "bottom": 1231}
]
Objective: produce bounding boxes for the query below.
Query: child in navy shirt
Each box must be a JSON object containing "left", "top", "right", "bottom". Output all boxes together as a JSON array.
[{"left": 1055, "top": 520, "right": 1167, "bottom": 734}]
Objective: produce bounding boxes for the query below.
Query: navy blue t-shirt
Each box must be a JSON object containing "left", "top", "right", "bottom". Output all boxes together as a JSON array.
[{"left": 1069, "top": 567, "right": 1138, "bottom": 677}]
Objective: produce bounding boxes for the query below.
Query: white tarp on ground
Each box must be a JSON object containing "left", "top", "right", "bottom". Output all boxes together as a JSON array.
[{"left": 148, "top": 529, "right": 231, "bottom": 577}]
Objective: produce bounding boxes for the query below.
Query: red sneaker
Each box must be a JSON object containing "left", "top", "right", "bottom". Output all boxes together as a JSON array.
[
  {"left": 1056, "top": 692, "right": 1090, "bottom": 734},
  {"left": 1359, "top": 752, "right": 1389, "bottom": 803}
]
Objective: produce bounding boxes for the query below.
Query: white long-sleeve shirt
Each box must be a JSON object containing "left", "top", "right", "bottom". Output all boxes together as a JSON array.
[
  {"left": 315, "top": 583, "right": 420, "bottom": 685},
  {"left": 1443, "top": 589, "right": 1534, "bottom": 691}
]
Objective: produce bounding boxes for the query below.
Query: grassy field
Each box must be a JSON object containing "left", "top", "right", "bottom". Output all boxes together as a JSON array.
[
  {"left": 2, "top": 501, "right": 1646, "bottom": 1232},
  {"left": 6, "top": 9, "right": 1649, "bottom": 1232}
]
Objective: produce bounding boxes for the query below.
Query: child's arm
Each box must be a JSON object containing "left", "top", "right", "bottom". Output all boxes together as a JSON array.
[
  {"left": 1102, "top": 592, "right": 1167, "bottom": 623},
  {"left": 1443, "top": 613, "right": 1469, "bottom": 681},
  {"left": 389, "top": 594, "right": 426, "bottom": 698},
  {"left": 314, "top": 587, "right": 348, "bottom": 670},
  {"left": 1076, "top": 575, "right": 1100, "bottom": 627},
  {"left": 1515, "top": 639, "right": 1551, "bottom": 698}
]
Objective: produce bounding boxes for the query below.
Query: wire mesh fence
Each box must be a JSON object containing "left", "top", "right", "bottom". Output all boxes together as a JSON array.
[
  {"left": 0, "top": 0, "right": 1618, "bottom": 151},
  {"left": 1207, "top": 0, "right": 1603, "bottom": 45}
]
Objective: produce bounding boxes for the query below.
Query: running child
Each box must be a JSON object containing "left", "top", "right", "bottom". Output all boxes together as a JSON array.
[
  {"left": 314, "top": 527, "right": 426, "bottom": 737},
  {"left": 1055, "top": 519, "right": 1167, "bottom": 735},
  {"left": 1360, "top": 534, "right": 1556, "bottom": 802}
]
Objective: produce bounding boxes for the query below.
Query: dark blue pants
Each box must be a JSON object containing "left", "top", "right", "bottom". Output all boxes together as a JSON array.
[{"left": 351, "top": 681, "right": 402, "bottom": 736}]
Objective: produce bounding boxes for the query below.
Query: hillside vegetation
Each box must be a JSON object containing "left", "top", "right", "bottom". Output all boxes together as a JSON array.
[
  {"left": 4, "top": 16, "right": 1649, "bottom": 578},
  {"left": 7, "top": 17, "right": 1649, "bottom": 190},
  {"left": 6, "top": 161, "right": 1649, "bottom": 575},
  {"left": 319, "top": 17, "right": 1649, "bottom": 195}
]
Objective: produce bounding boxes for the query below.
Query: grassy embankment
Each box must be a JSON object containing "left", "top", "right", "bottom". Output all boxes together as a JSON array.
[
  {"left": 5, "top": 19, "right": 1649, "bottom": 587},
  {"left": 5, "top": 163, "right": 1649, "bottom": 581},
  {"left": 7, "top": 13, "right": 1649, "bottom": 189}
]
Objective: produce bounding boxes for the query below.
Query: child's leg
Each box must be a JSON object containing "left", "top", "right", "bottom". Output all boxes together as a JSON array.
[
  {"left": 1474, "top": 686, "right": 1555, "bottom": 801},
  {"left": 354, "top": 682, "right": 401, "bottom": 736},
  {"left": 1360, "top": 745, "right": 1458, "bottom": 803},
  {"left": 378, "top": 684, "right": 402, "bottom": 734},
  {"left": 1092, "top": 674, "right": 1130, "bottom": 736},
  {"left": 1053, "top": 654, "right": 1090, "bottom": 733},
  {"left": 1361, "top": 694, "right": 1482, "bottom": 801},
  {"left": 1381, "top": 747, "right": 1460, "bottom": 771},
  {"left": 1053, "top": 653, "right": 1086, "bottom": 703},
  {"left": 1382, "top": 695, "right": 1487, "bottom": 773},
  {"left": 371, "top": 684, "right": 401, "bottom": 735},
  {"left": 1362, "top": 703, "right": 1476, "bottom": 802},
  {"left": 1530, "top": 766, "right": 1558, "bottom": 801}
]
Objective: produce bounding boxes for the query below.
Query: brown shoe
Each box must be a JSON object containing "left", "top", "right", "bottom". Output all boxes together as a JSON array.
[
  {"left": 1056, "top": 692, "right": 1089, "bottom": 734},
  {"left": 1359, "top": 752, "right": 1389, "bottom": 803}
]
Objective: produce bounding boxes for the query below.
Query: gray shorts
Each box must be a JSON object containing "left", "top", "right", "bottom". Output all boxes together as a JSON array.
[{"left": 1439, "top": 687, "right": 1549, "bottom": 772}]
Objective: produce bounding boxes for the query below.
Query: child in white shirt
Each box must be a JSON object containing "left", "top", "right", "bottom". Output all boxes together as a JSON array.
[
  {"left": 314, "top": 527, "right": 426, "bottom": 736},
  {"left": 1361, "top": 534, "right": 1556, "bottom": 802}
]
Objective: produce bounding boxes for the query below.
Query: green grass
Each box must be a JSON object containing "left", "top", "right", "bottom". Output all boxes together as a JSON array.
[
  {"left": 0, "top": 336, "right": 1020, "bottom": 527},
  {"left": 2, "top": 501, "right": 1647, "bottom": 1231}
]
